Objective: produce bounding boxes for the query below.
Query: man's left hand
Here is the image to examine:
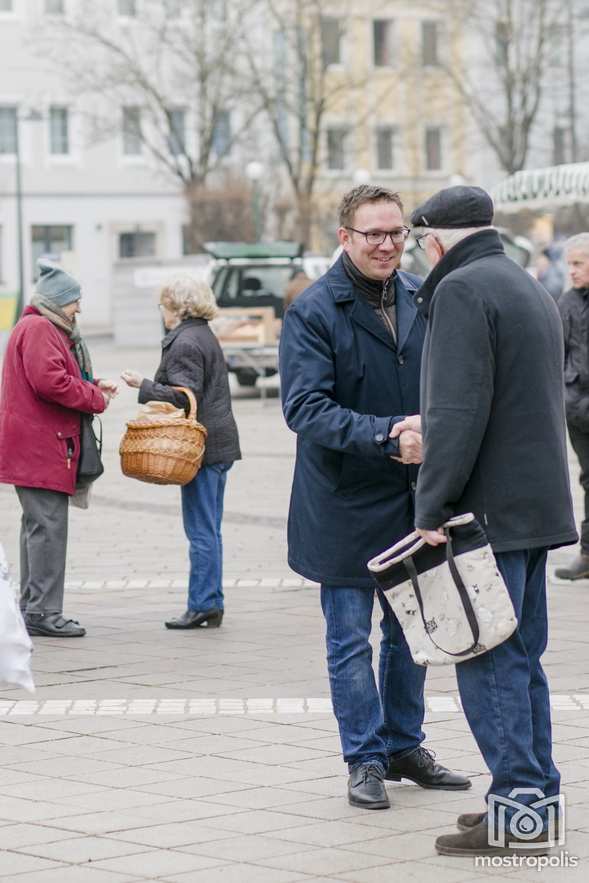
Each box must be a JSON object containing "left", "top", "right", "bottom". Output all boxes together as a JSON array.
[{"left": 416, "top": 527, "right": 446, "bottom": 546}]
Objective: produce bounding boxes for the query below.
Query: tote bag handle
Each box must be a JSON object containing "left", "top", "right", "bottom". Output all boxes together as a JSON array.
[{"left": 402, "top": 527, "right": 481, "bottom": 658}]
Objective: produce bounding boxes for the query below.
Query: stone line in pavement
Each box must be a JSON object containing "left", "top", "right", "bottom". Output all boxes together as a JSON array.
[{"left": 1, "top": 694, "right": 587, "bottom": 715}]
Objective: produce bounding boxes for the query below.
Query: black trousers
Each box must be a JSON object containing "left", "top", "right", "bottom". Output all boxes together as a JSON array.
[{"left": 568, "top": 423, "right": 589, "bottom": 553}]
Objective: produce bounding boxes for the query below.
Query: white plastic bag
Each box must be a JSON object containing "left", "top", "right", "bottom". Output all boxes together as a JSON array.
[{"left": 0, "top": 544, "right": 35, "bottom": 692}]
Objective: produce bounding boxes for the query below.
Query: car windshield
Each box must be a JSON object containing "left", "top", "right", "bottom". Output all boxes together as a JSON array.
[{"left": 214, "top": 264, "right": 296, "bottom": 319}]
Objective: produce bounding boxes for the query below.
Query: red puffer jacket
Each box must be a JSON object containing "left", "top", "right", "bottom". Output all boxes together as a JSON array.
[{"left": 0, "top": 307, "right": 106, "bottom": 495}]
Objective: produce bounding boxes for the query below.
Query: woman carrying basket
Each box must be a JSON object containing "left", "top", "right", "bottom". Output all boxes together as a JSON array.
[{"left": 121, "top": 276, "right": 241, "bottom": 629}]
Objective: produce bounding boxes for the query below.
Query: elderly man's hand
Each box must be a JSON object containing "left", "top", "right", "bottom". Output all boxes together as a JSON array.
[
  {"left": 390, "top": 414, "right": 422, "bottom": 437},
  {"left": 416, "top": 527, "right": 447, "bottom": 546},
  {"left": 121, "top": 370, "right": 143, "bottom": 389},
  {"left": 391, "top": 429, "right": 423, "bottom": 464}
]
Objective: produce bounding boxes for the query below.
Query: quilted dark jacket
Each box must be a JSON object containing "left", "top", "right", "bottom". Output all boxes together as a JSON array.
[{"left": 139, "top": 318, "right": 241, "bottom": 466}]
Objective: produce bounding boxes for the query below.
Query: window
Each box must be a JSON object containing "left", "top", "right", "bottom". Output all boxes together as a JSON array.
[
  {"left": 45, "top": 0, "right": 64, "bottom": 13},
  {"left": 422, "top": 20, "right": 439, "bottom": 66},
  {"left": 425, "top": 126, "right": 442, "bottom": 170},
  {"left": 118, "top": 0, "right": 136, "bottom": 16},
  {"left": 119, "top": 231, "right": 156, "bottom": 259},
  {"left": 122, "top": 106, "right": 142, "bottom": 155},
  {"left": 376, "top": 126, "right": 396, "bottom": 170},
  {"left": 495, "top": 19, "right": 510, "bottom": 66},
  {"left": 0, "top": 1, "right": 13, "bottom": 12},
  {"left": 321, "top": 17, "right": 342, "bottom": 67},
  {"left": 49, "top": 106, "right": 69, "bottom": 154},
  {"left": 373, "top": 20, "right": 394, "bottom": 67},
  {"left": 553, "top": 125, "right": 567, "bottom": 165},
  {"left": 167, "top": 108, "right": 186, "bottom": 156},
  {"left": 31, "top": 226, "right": 73, "bottom": 280},
  {"left": 212, "top": 110, "right": 231, "bottom": 157},
  {"left": 0, "top": 106, "right": 17, "bottom": 154},
  {"left": 326, "top": 127, "right": 348, "bottom": 171}
]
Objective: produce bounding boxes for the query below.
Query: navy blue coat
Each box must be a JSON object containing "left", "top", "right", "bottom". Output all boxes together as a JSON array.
[{"left": 280, "top": 257, "right": 425, "bottom": 586}]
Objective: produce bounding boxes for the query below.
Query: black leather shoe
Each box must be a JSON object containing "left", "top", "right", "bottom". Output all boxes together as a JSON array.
[
  {"left": 165, "top": 609, "right": 223, "bottom": 629},
  {"left": 25, "top": 614, "right": 85, "bottom": 638},
  {"left": 385, "top": 747, "right": 471, "bottom": 790},
  {"left": 348, "top": 763, "right": 390, "bottom": 810},
  {"left": 555, "top": 553, "right": 589, "bottom": 580},
  {"left": 436, "top": 819, "right": 550, "bottom": 856}
]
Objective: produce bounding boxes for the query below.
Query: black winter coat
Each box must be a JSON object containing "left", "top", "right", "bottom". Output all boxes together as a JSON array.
[
  {"left": 139, "top": 318, "right": 241, "bottom": 466},
  {"left": 558, "top": 287, "right": 589, "bottom": 431},
  {"left": 415, "top": 229, "right": 577, "bottom": 553}
]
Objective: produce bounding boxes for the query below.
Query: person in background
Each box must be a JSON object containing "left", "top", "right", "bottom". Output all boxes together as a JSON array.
[
  {"left": 0, "top": 260, "right": 117, "bottom": 637},
  {"left": 555, "top": 233, "right": 589, "bottom": 580},
  {"left": 284, "top": 270, "right": 312, "bottom": 310},
  {"left": 121, "top": 276, "right": 241, "bottom": 629},
  {"left": 536, "top": 244, "right": 566, "bottom": 301}
]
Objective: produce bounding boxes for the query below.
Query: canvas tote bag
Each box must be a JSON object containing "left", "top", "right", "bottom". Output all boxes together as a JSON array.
[{"left": 367, "top": 513, "right": 518, "bottom": 666}]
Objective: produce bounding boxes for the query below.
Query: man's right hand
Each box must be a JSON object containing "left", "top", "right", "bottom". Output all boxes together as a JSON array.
[{"left": 390, "top": 414, "right": 422, "bottom": 437}]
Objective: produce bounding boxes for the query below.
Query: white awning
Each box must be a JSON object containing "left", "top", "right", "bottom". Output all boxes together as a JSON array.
[{"left": 493, "top": 163, "right": 589, "bottom": 210}]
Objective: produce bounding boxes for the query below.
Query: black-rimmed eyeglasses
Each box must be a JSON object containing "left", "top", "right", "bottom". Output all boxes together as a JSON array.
[
  {"left": 345, "top": 226, "right": 410, "bottom": 246},
  {"left": 415, "top": 232, "right": 435, "bottom": 250}
]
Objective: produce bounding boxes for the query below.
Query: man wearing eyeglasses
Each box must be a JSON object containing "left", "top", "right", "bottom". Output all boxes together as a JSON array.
[{"left": 279, "top": 185, "right": 470, "bottom": 810}]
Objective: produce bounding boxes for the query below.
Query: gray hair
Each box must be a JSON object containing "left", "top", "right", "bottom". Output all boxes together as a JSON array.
[
  {"left": 160, "top": 275, "right": 218, "bottom": 321},
  {"left": 427, "top": 226, "right": 494, "bottom": 251},
  {"left": 564, "top": 233, "right": 589, "bottom": 256}
]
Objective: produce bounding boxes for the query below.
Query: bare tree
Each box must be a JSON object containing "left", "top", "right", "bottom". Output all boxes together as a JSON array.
[
  {"left": 34, "top": 0, "right": 263, "bottom": 244},
  {"left": 244, "top": 0, "right": 363, "bottom": 245},
  {"left": 449, "top": 0, "right": 565, "bottom": 174}
]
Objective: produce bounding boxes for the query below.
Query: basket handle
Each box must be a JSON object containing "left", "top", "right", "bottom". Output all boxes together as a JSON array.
[{"left": 173, "top": 386, "right": 197, "bottom": 420}]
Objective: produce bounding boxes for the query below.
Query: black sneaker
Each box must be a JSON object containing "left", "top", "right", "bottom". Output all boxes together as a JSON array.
[
  {"left": 348, "top": 763, "right": 390, "bottom": 809},
  {"left": 385, "top": 746, "right": 471, "bottom": 790}
]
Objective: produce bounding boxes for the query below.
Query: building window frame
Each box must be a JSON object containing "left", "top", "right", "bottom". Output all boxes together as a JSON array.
[
  {"left": 0, "top": 106, "right": 17, "bottom": 155},
  {"left": 48, "top": 105, "right": 70, "bottom": 156},
  {"left": 45, "top": 0, "right": 65, "bottom": 14},
  {"left": 31, "top": 225, "right": 74, "bottom": 281},
  {"left": 117, "top": 0, "right": 137, "bottom": 17},
  {"left": 373, "top": 19, "right": 394, "bottom": 68},
  {"left": 167, "top": 107, "right": 187, "bottom": 157},
  {"left": 122, "top": 106, "right": 143, "bottom": 157},
  {"left": 421, "top": 20, "right": 440, "bottom": 68},
  {"left": 320, "top": 16, "right": 343, "bottom": 68},
  {"left": 118, "top": 230, "right": 157, "bottom": 259},
  {"left": 424, "top": 125, "right": 444, "bottom": 172},
  {"left": 0, "top": 0, "right": 15, "bottom": 16},
  {"left": 375, "top": 125, "right": 397, "bottom": 172},
  {"left": 325, "top": 125, "right": 349, "bottom": 172}
]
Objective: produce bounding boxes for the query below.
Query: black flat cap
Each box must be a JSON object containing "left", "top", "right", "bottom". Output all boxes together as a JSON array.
[{"left": 410, "top": 185, "right": 494, "bottom": 229}]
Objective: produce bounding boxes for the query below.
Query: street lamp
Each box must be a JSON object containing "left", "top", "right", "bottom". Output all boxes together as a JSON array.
[
  {"left": 246, "top": 160, "right": 264, "bottom": 242},
  {"left": 14, "top": 108, "right": 42, "bottom": 325}
]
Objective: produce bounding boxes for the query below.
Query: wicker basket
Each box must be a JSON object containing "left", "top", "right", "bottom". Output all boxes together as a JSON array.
[{"left": 119, "top": 387, "right": 207, "bottom": 486}]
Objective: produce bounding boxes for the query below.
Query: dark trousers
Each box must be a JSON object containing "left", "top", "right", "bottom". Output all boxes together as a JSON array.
[
  {"left": 567, "top": 423, "right": 589, "bottom": 554},
  {"left": 16, "top": 486, "right": 69, "bottom": 618},
  {"left": 456, "top": 549, "right": 559, "bottom": 823}
]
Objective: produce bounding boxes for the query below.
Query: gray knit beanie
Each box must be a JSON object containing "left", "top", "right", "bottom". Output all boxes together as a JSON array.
[{"left": 36, "top": 259, "right": 81, "bottom": 306}]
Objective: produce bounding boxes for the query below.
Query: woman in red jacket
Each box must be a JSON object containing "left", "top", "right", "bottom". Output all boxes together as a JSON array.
[{"left": 0, "top": 261, "right": 117, "bottom": 637}]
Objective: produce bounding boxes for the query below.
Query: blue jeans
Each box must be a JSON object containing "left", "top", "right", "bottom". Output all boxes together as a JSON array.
[
  {"left": 320, "top": 584, "right": 426, "bottom": 770},
  {"left": 181, "top": 463, "right": 231, "bottom": 613},
  {"left": 456, "top": 549, "right": 559, "bottom": 822}
]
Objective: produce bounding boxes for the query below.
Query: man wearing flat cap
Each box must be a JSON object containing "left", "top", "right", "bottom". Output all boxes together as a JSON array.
[{"left": 392, "top": 185, "right": 577, "bottom": 856}]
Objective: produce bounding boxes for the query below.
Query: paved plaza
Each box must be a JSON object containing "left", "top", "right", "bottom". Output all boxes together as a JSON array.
[{"left": 0, "top": 340, "right": 588, "bottom": 882}]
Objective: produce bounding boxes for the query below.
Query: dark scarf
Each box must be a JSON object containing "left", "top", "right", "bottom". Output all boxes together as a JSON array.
[
  {"left": 342, "top": 251, "right": 396, "bottom": 339},
  {"left": 30, "top": 294, "right": 93, "bottom": 380}
]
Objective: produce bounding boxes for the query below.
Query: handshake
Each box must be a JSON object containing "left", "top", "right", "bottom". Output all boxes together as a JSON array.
[{"left": 389, "top": 414, "right": 422, "bottom": 465}]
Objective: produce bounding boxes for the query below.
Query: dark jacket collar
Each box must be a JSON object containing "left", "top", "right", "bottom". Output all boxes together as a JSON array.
[
  {"left": 326, "top": 256, "right": 421, "bottom": 352},
  {"left": 415, "top": 228, "right": 505, "bottom": 317},
  {"left": 162, "top": 317, "right": 207, "bottom": 348},
  {"left": 326, "top": 254, "right": 420, "bottom": 303}
]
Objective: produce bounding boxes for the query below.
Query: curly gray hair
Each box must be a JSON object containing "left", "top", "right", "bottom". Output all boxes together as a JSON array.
[{"left": 160, "top": 275, "right": 218, "bottom": 321}]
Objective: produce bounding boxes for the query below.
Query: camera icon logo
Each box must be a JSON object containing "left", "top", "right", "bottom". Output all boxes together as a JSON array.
[{"left": 487, "top": 788, "right": 564, "bottom": 849}]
